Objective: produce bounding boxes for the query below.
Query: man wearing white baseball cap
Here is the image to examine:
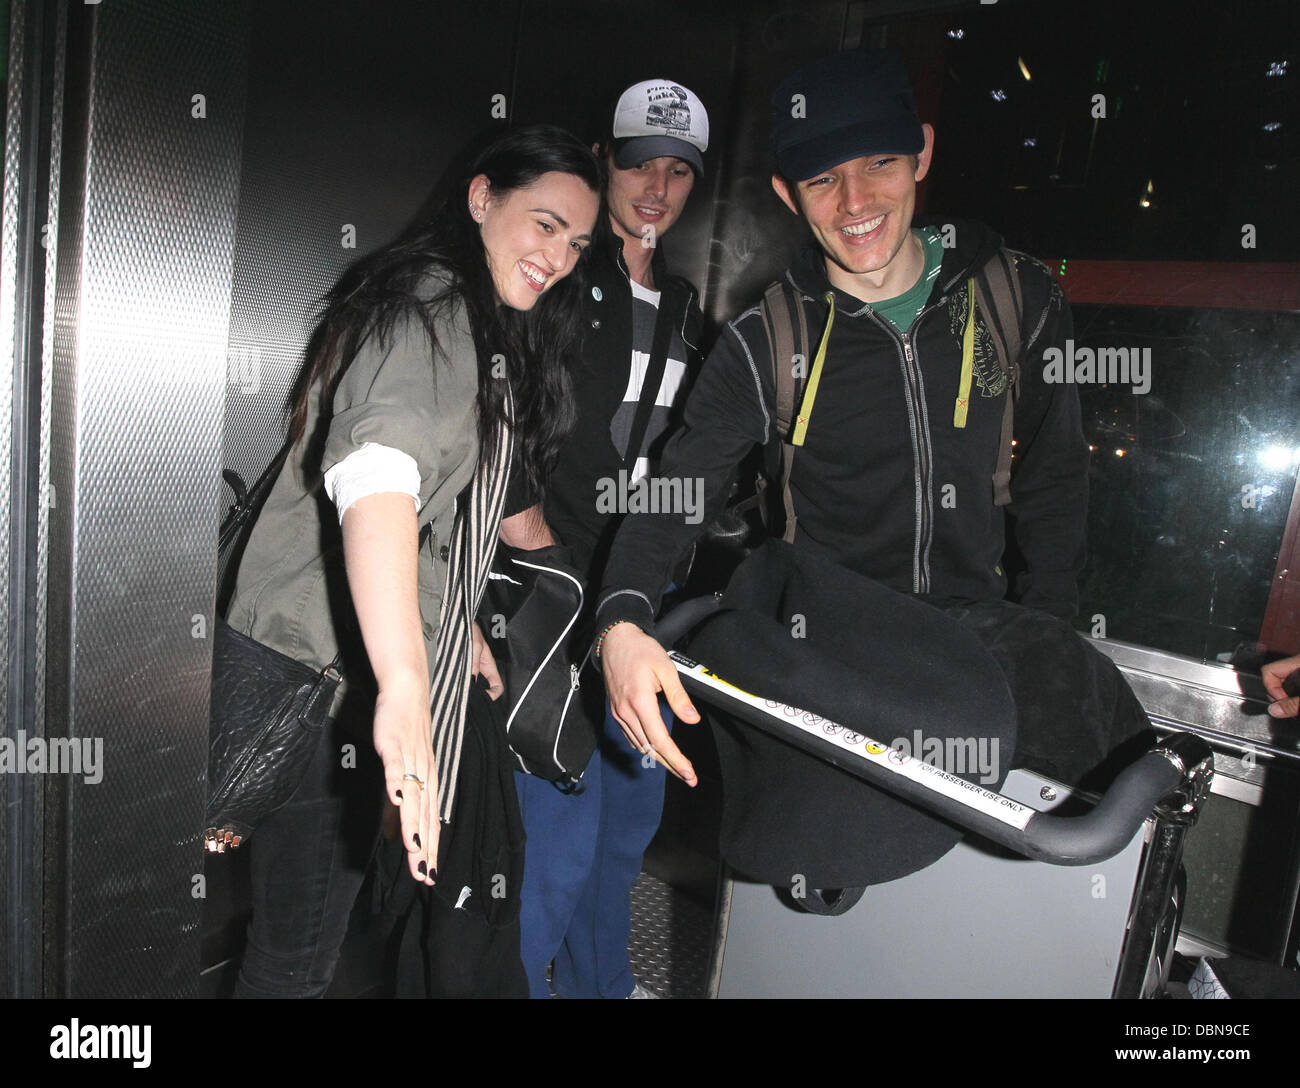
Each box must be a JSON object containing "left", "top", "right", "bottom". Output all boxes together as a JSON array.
[{"left": 499, "top": 78, "right": 709, "bottom": 998}]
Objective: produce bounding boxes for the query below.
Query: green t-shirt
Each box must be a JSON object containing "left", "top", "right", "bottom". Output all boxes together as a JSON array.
[{"left": 868, "top": 227, "right": 945, "bottom": 333}]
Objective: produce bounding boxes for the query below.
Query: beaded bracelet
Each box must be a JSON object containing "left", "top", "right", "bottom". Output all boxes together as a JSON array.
[{"left": 593, "top": 620, "right": 639, "bottom": 660}]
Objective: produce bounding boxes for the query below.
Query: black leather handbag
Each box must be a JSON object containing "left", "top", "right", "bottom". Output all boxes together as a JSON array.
[
  {"left": 205, "top": 619, "right": 341, "bottom": 849},
  {"left": 204, "top": 444, "right": 341, "bottom": 851},
  {"left": 480, "top": 542, "right": 597, "bottom": 784}
]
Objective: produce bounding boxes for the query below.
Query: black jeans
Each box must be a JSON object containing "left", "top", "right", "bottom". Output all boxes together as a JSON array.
[{"left": 233, "top": 712, "right": 384, "bottom": 998}]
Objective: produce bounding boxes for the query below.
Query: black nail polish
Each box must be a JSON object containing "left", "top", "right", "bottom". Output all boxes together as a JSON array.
[
  {"left": 430, "top": 866, "right": 438, "bottom": 880},
  {"left": 396, "top": 789, "right": 403, "bottom": 800},
  {"left": 418, "top": 860, "right": 427, "bottom": 876},
  {"left": 413, "top": 833, "right": 421, "bottom": 848}
]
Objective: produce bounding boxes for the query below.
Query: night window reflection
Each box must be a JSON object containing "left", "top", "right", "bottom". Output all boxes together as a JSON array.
[{"left": 1072, "top": 307, "right": 1299, "bottom": 663}]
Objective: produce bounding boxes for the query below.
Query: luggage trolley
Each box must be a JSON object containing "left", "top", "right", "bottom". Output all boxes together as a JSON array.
[{"left": 655, "top": 597, "right": 1215, "bottom": 999}]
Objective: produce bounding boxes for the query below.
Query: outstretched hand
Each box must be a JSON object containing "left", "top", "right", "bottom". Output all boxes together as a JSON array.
[{"left": 601, "top": 622, "right": 699, "bottom": 786}]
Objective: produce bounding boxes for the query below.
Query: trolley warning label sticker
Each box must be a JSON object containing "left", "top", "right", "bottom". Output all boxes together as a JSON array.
[{"left": 670, "top": 652, "right": 1034, "bottom": 830}]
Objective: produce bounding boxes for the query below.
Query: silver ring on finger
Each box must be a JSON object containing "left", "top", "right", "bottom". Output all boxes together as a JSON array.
[{"left": 402, "top": 772, "right": 426, "bottom": 791}]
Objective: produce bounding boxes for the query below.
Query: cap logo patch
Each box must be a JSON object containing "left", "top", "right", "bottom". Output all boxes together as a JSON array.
[{"left": 644, "top": 84, "right": 692, "bottom": 136}]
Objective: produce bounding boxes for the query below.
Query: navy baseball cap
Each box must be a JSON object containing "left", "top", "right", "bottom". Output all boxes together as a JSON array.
[{"left": 771, "top": 50, "right": 924, "bottom": 181}]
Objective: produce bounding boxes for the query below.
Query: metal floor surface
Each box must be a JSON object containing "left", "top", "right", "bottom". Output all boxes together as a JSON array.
[{"left": 626, "top": 871, "right": 713, "bottom": 999}]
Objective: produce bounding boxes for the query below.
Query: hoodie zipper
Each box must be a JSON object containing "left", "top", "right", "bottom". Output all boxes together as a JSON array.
[
  {"left": 863, "top": 281, "right": 981, "bottom": 596},
  {"left": 799, "top": 240, "right": 991, "bottom": 595},
  {"left": 899, "top": 275, "right": 988, "bottom": 594},
  {"left": 899, "top": 327, "right": 933, "bottom": 594}
]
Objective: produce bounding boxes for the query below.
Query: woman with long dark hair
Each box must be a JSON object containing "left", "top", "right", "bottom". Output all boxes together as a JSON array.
[{"left": 222, "top": 125, "right": 602, "bottom": 997}]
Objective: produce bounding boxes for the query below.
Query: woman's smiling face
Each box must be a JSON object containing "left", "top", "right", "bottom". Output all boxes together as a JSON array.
[{"left": 471, "top": 171, "right": 600, "bottom": 310}]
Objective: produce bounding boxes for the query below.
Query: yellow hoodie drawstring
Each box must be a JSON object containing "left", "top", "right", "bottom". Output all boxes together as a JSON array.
[
  {"left": 954, "top": 276, "right": 976, "bottom": 428},
  {"left": 791, "top": 291, "right": 836, "bottom": 447}
]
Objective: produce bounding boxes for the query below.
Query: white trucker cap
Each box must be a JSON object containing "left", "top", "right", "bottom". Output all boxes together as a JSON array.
[{"left": 610, "top": 79, "right": 709, "bottom": 176}]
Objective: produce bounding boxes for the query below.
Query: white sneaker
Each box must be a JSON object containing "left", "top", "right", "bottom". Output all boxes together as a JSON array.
[{"left": 628, "top": 982, "right": 660, "bottom": 999}]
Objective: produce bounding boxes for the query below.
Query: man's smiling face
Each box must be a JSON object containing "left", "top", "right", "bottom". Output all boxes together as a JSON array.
[
  {"left": 772, "top": 124, "right": 934, "bottom": 298},
  {"left": 604, "top": 153, "right": 696, "bottom": 247}
]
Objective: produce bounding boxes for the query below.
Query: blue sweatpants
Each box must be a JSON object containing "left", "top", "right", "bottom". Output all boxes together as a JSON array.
[{"left": 514, "top": 698, "right": 672, "bottom": 999}]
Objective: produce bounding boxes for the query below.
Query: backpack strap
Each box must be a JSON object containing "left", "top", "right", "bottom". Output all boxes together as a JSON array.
[
  {"left": 759, "top": 281, "right": 808, "bottom": 439},
  {"left": 971, "top": 250, "right": 1024, "bottom": 507},
  {"left": 758, "top": 282, "right": 816, "bottom": 542}
]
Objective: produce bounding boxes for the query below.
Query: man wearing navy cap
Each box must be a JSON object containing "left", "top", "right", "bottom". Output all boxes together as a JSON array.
[
  {"left": 592, "top": 51, "right": 1114, "bottom": 793},
  {"left": 500, "top": 79, "right": 709, "bottom": 998}
]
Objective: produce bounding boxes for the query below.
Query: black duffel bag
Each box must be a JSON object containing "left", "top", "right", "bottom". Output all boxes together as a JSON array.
[
  {"left": 682, "top": 541, "right": 1018, "bottom": 891},
  {"left": 480, "top": 542, "right": 597, "bottom": 784},
  {"left": 682, "top": 540, "right": 1153, "bottom": 893}
]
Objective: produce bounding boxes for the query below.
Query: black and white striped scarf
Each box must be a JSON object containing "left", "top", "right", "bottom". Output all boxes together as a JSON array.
[{"left": 429, "top": 388, "right": 513, "bottom": 823}]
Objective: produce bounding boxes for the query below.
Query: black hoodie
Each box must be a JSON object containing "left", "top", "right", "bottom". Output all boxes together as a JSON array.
[{"left": 595, "top": 216, "right": 1088, "bottom": 634}]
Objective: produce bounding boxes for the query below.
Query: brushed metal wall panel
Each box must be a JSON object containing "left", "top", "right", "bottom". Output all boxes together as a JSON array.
[
  {"left": 34, "top": 0, "right": 65, "bottom": 777},
  {"left": 0, "top": 0, "right": 61, "bottom": 999},
  {"left": 46, "top": 0, "right": 248, "bottom": 997},
  {"left": 0, "top": 0, "right": 22, "bottom": 996},
  {"left": 0, "top": 0, "right": 21, "bottom": 721},
  {"left": 22, "top": 0, "right": 66, "bottom": 1000}
]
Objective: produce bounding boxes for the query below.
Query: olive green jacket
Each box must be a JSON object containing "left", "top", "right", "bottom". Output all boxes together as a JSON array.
[{"left": 226, "top": 281, "right": 480, "bottom": 714}]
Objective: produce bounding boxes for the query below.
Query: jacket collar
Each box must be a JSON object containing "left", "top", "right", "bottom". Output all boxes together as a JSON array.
[{"left": 593, "top": 212, "right": 672, "bottom": 287}]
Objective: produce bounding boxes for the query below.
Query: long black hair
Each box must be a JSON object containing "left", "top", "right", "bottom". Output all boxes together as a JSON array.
[{"left": 290, "top": 124, "right": 604, "bottom": 499}]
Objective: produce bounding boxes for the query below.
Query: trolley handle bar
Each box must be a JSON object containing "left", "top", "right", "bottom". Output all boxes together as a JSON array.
[
  {"left": 656, "top": 595, "right": 1213, "bottom": 866},
  {"left": 1018, "top": 753, "right": 1183, "bottom": 865},
  {"left": 654, "top": 593, "right": 724, "bottom": 646}
]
